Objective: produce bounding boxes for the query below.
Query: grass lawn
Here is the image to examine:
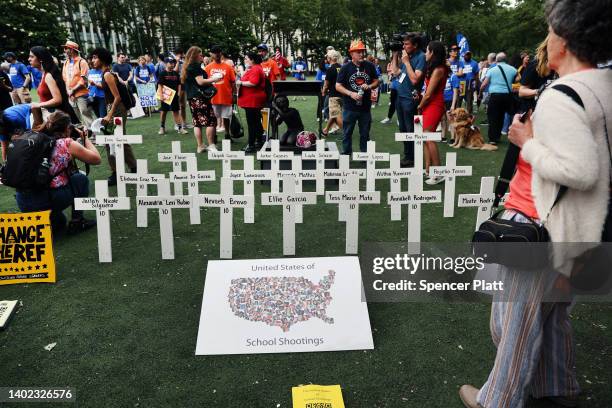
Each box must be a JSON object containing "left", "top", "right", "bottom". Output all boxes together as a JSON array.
[{"left": 0, "top": 90, "right": 610, "bottom": 408}]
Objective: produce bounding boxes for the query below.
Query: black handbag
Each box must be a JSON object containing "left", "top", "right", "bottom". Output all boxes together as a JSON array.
[{"left": 198, "top": 85, "right": 217, "bottom": 101}]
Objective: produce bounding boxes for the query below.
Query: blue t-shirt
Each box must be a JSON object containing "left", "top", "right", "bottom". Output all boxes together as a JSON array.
[
  {"left": 147, "top": 63, "right": 156, "bottom": 80},
  {"left": 485, "top": 63, "right": 518, "bottom": 94},
  {"left": 443, "top": 76, "right": 453, "bottom": 102},
  {"left": 462, "top": 59, "right": 479, "bottom": 88},
  {"left": 1, "top": 104, "right": 31, "bottom": 141},
  {"left": 448, "top": 58, "right": 465, "bottom": 76},
  {"left": 134, "top": 65, "right": 152, "bottom": 83},
  {"left": 29, "top": 66, "right": 43, "bottom": 88},
  {"left": 397, "top": 50, "right": 426, "bottom": 99},
  {"left": 112, "top": 63, "right": 133, "bottom": 82},
  {"left": 293, "top": 61, "right": 306, "bottom": 80},
  {"left": 9, "top": 62, "right": 30, "bottom": 89},
  {"left": 88, "top": 69, "right": 105, "bottom": 98}
]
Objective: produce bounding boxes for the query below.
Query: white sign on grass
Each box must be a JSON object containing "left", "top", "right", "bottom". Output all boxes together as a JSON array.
[{"left": 195, "top": 256, "right": 374, "bottom": 355}]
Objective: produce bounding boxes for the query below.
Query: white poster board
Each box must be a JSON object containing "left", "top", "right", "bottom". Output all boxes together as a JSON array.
[{"left": 196, "top": 256, "right": 374, "bottom": 355}]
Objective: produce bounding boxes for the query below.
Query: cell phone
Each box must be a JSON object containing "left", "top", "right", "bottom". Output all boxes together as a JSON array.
[{"left": 519, "top": 110, "right": 532, "bottom": 123}]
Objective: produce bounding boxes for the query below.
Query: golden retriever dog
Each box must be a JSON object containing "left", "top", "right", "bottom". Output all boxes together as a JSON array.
[{"left": 449, "top": 108, "right": 498, "bottom": 151}]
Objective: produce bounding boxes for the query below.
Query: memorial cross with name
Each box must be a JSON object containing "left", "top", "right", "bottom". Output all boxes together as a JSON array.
[
  {"left": 374, "top": 154, "right": 415, "bottom": 221},
  {"left": 275, "top": 157, "right": 317, "bottom": 224},
  {"left": 395, "top": 115, "right": 441, "bottom": 175},
  {"left": 325, "top": 174, "right": 380, "bottom": 254},
  {"left": 136, "top": 178, "right": 194, "bottom": 259},
  {"left": 352, "top": 140, "right": 390, "bottom": 192},
  {"left": 208, "top": 139, "right": 245, "bottom": 176},
  {"left": 169, "top": 156, "right": 216, "bottom": 224},
  {"left": 322, "top": 155, "right": 367, "bottom": 222},
  {"left": 227, "top": 156, "right": 272, "bottom": 224},
  {"left": 74, "top": 180, "right": 131, "bottom": 262},
  {"left": 257, "top": 139, "right": 294, "bottom": 193},
  {"left": 428, "top": 152, "right": 472, "bottom": 218},
  {"left": 197, "top": 178, "right": 255, "bottom": 259},
  {"left": 158, "top": 141, "right": 193, "bottom": 195},
  {"left": 302, "top": 141, "right": 340, "bottom": 194},
  {"left": 261, "top": 175, "right": 318, "bottom": 255},
  {"left": 458, "top": 176, "right": 508, "bottom": 231},
  {"left": 95, "top": 117, "right": 143, "bottom": 197},
  {"left": 119, "top": 159, "right": 165, "bottom": 227}
]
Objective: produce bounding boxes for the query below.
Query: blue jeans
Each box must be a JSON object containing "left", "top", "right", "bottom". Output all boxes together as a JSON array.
[
  {"left": 15, "top": 173, "right": 90, "bottom": 230},
  {"left": 502, "top": 112, "right": 512, "bottom": 134},
  {"left": 396, "top": 96, "right": 418, "bottom": 162},
  {"left": 342, "top": 109, "right": 371, "bottom": 154}
]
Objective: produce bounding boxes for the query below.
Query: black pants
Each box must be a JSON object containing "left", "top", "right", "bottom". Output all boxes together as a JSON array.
[
  {"left": 487, "top": 93, "right": 514, "bottom": 143},
  {"left": 244, "top": 107, "right": 264, "bottom": 147},
  {"left": 387, "top": 88, "right": 397, "bottom": 119},
  {"left": 280, "top": 128, "right": 302, "bottom": 146}
]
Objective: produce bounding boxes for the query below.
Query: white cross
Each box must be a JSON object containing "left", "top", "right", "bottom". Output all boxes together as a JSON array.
[
  {"left": 374, "top": 154, "right": 415, "bottom": 221},
  {"left": 257, "top": 139, "right": 294, "bottom": 193},
  {"left": 119, "top": 159, "right": 165, "bottom": 227},
  {"left": 136, "top": 178, "right": 193, "bottom": 259},
  {"left": 321, "top": 155, "right": 367, "bottom": 222},
  {"left": 207, "top": 139, "right": 245, "bottom": 176},
  {"left": 429, "top": 152, "right": 472, "bottom": 218},
  {"left": 95, "top": 117, "right": 142, "bottom": 197},
  {"left": 197, "top": 178, "right": 254, "bottom": 259},
  {"left": 325, "top": 174, "right": 380, "bottom": 254},
  {"left": 302, "top": 141, "right": 340, "bottom": 194},
  {"left": 458, "top": 177, "right": 508, "bottom": 231},
  {"left": 275, "top": 157, "right": 317, "bottom": 224},
  {"left": 169, "top": 156, "right": 216, "bottom": 224},
  {"left": 158, "top": 141, "right": 194, "bottom": 195},
  {"left": 395, "top": 115, "right": 441, "bottom": 175},
  {"left": 261, "top": 175, "right": 318, "bottom": 255},
  {"left": 388, "top": 173, "right": 442, "bottom": 254},
  {"left": 227, "top": 156, "right": 272, "bottom": 224},
  {"left": 74, "top": 180, "right": 131, "bottom": 262},
  {"left": 352, "top": 140, "right": 390, "bottom": 191}
]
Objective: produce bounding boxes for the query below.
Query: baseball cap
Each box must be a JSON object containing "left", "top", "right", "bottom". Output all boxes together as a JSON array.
[
  {"left": 3, "top": 52, "right": 16, "bottom": 60},
  {"left": 257, "top": 43, "right": 268, "bottom": 51},
  {"left": 164, "top": 56, "right": 176, "bottom": 63}
]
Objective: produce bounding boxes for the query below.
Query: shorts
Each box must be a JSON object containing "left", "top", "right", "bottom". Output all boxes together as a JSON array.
[
  {"left": 329, "top": 97, "right": 343, "bottom": 118},
  {"left": 212, "top": 104, "right": 232, "bottom": 119},
  {"left": 188, "top": 96, "right": 217, "bottom": 128},
  {"left": 161, "top": 95, "right": 179, "bottom": 112}
]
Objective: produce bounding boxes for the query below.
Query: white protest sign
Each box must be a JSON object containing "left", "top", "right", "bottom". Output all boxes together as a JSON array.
[
  {"left": 388, "top": 173, "right": 442, "bottom": 254},
  {"left": 119, "top": 159, "right": 165, "bottom": 227},
  {"left": 257, "top": 139, "right": 294, "bottom": 193},
  {"left": 169, "top": 156, "right": 215, "bottom": 224},
  {"left": 395, "top": 115, "right": 441, "bottom": 175},
  {"left": 302, "top": 141, "right": 340, "bottom": 194},
  {"left": 197, "top": 178, "right": 254, "bottom": 259},
  {"left": 352, "top": 140, "right": 389, "bottom": 192},
  {"left": 74, "top": 180, "right": 131, "bottom": 262},
  {"left": 196, "top": 256, "right": 374, "bottom": 355},
  {"left": 374, "top": 154, "right": 415, "bottom": 221},
  {"left": 136, "top": 179, "right": 193, "bottom": 259},
  {"left": 158, "top": 141, "right": 193, "bottom": 195},
  {"left": 261, "top": 176, "right": 318, "bottom": 255},
  {"left": 458, "top": 177, "right": 507, "bottom": 231},
  {"left": 325, "top": 174, "right": 380, "bottom": 254},
  {"left": 429, "top": 152, "right": 472, "bottom": 218},
  {"left": 95, "top": 118, "right": 142, "bottom": 197},
  {"left": 208, "top": 139, "right": 245, "bottom": 176}
]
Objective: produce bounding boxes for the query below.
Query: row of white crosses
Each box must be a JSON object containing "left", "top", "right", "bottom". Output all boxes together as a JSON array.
[{"left": 77, "top": 118, "right": 504, "bottom": 262}]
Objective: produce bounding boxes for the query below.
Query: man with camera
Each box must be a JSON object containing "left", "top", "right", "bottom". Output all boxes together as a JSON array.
[
  {"left": 390, "top": 33, "right": 426, "bottom": 167},
  {"left": 335, "top": 40, "right": 379, "bottom": 155}
]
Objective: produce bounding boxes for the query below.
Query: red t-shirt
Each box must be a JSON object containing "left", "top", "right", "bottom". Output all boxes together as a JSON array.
[
  {"left": 204, "top": 62, "right": 236, "bottom": 106},
  {"left": 238, "top": 65, "right": 266, "bottom": 109},
  {"left": 504, "top": 153, "right": 540, "bottom": 219},
  {"left": 260, "top": 59, "right": 281, "bottom": 82}
]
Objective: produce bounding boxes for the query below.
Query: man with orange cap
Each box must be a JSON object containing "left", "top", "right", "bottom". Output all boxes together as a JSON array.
[
  {"left": 62, "top": 40, "right": 96, "bottom": 127},
  {"left": 335, "top": 40, "right": 379, "bottom": 155}
]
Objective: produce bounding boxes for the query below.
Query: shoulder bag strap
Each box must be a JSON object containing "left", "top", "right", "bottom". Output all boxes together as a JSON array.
[{"left": 497, "top": 65, "right": 513, "bottom": 94}]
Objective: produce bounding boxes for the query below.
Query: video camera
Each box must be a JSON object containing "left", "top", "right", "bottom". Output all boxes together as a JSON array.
[{"left": 384, "top": 26, "right": 429, "bottom": 53}]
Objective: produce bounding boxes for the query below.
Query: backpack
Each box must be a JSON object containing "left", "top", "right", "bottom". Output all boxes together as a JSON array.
[{"left": 0, "top": 131, "right": 56, "bottom": 190}]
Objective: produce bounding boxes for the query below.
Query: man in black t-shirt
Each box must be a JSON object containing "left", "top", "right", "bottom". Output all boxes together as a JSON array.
[
  {"left": 157, "top": 57, "right": 187, "bottom": 135},
  {"left": 0, "top": 64, "right": 14, "bottom": 110},
  {"left": 335, "top": 40, "right": 379, "bottom": 155},
  {"left": 322, "top": 51, "right": 343, "bottom": 136},
  {"left": 519, "top": 59, "right": 557, "bottom": 112}
]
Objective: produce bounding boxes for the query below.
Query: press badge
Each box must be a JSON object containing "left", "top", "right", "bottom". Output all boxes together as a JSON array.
[{"left": 398, "top": 73, "right": 406, "bottom": 83}]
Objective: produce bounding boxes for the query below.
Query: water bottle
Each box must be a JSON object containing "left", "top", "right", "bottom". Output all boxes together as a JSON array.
[{"left": 356, "top": 88, "right": 364, "bottom": 106}]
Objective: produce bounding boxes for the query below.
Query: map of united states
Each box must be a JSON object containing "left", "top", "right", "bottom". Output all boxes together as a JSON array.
[{"left": 227, "top": 270, "right": 335, "bottom": 332}]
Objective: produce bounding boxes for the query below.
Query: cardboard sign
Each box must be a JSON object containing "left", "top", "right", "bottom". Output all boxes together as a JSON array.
[
  {"left": 156, "top": 84, "right": 176, "bottom": 105},
  {"left": 136, "top": 82, "right": 158, "bottom": 107},
  {"left": 196, "top": 256, "right": 374, "bottom": 355},
  {"left": 292, "top": 384, "right": 345, "bottom": 408},
  {"left": 0, "top": 211, "right": 56, "bottom": 285}
]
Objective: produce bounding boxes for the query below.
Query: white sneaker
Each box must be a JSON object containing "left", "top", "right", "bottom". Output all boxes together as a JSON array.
[
  {"left": 216, "top": 127, "right": 225, "bottom": 133},
  {"left": 174, "top": 124, "right": 179, "bottom": 131},
  {"left": 208, "top": 144, "right": 218, "bottom": 151},
  {"left": 380, "top": 117, "right": 390, "bottom": 124},
  {"left": 425, "top": 176, "right": 445, "bottom": 185},
  {"left": 178, "top": 127, "right": 188, "bottom": 134},
  {"left": 158, "top": 127, "right": 165, "bottom": 135},
  {"left": 197, "top": 145, "right": 208, "bottom": 154}
]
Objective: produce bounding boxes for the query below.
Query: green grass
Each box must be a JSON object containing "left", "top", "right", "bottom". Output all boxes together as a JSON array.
[{"left": 0, "top": 91, "right": 610, "bottom": 408}]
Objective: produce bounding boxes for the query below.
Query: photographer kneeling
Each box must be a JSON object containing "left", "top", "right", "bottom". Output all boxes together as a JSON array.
[{"left": 14, "top": 111, "right": 101, "bottom": 234}]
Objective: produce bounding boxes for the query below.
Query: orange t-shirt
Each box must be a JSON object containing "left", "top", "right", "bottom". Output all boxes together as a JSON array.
[
  {"left": 260, "top": 59, "right": 280, "bottom": 82},
  {"left": 504, "top": 153, "right": 540, "bottom": 219},
  {"left": 204, "top": 62, "right": 236, "bottom": 106}
]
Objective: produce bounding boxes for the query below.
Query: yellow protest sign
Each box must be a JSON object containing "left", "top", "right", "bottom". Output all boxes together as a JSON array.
[
  {"left": 0, "top": 211, "right": 56, "bottom": 285},
  {"left": 156, "top": 85, "right": 176, "bottom": 105},
  {"left": 292, "top": 384, "right": 345, "bottom": 408}
]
